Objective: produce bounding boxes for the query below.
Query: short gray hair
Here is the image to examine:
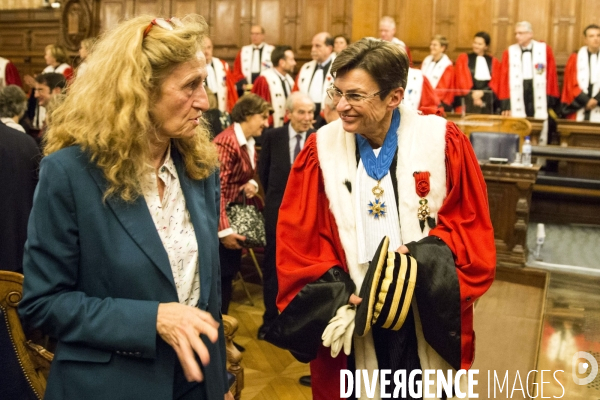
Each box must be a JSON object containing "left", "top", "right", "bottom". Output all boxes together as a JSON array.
[
  {"left": 0, "top": 85, "right": 27, "bottom": 119},
  {"left": 379, "top": 16, "right": 396, "bottom": 29},
  {"left": 285, "top": 92, "right": 314, "bottom": 112},
  {"left": 515, "top": 21, "right": 533, "bottom": 32}
]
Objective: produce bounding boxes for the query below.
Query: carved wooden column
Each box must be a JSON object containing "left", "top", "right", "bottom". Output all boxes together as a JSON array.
[{"left": 480, "top": 163, "right": 540, "bottom": 268}]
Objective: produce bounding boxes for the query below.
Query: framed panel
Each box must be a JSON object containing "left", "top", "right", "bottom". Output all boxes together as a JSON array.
[
  {"left": 296, "top": 0, "right": 330, "bottom": 57},
  {"left": 173, "top": 0, "right": 198, "bottom": 18},
  {"left": 455, "top": 0, "right": 496, "bottom": 54},
  {"left": 396, "top": 0, "right": 435, "bottom": 63},
  {"left": 490, "top": 0, "right": 517, "bottom": 59},
  {"left": 0, "top": 33, "right": 26, "bottom": 50},
  {"left": 549, "top": 0, "right": 579, "bottom": 65},
  {"left": 134, "top": 0, "right": 164, "bottom": 17},
  {"left": 256, "top": 0, "right": 280, "bottom": 44},
  {"left": 211, "top": 0, "right": 238, "bottom": 45},
  {"left": 60, "top": 0, "right": 92, "bottom": 51},
  {"left": 99, "top": 1, "right": 125, "bottom": 33},
  {"left": 517, "top": 0, "right": 551, "bottom": 42}
]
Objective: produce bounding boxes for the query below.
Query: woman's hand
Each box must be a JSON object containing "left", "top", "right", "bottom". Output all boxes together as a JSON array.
[
  {"left": 471, "top": 90, "right": 485, "bottom": 107},
  {"left": 156, "top": 303, "right": 220, "bottom": 382},
  {"left": 239, "top": 182, "right": 258, "bottom": 198},
  {"left": 220, "top": 233, "right": 246, "bottom": 250},
  {"left": 224, "top": 391, "right": 234, "bottom": 400}
]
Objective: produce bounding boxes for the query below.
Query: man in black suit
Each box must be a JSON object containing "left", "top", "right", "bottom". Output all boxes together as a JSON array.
[
  {"left": 258, "top": 92, "right": 315, "bottom": 339},
  {"left": 0, "top": 120, "right": 40, "bottom": 272}
]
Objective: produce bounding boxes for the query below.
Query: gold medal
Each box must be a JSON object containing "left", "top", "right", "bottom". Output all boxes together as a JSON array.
[{"left": 368, "top": 180, "right": 387, "bottom": 218}]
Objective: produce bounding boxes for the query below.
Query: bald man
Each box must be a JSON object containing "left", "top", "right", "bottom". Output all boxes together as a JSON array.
[
  {"left": 379, "top": 16, "right": 412, "bottom": 62},
  {"left": 293, "top": 32, "right": 335, "bottom": 127},
  {"left": 232, "top": 25, "right": 275, "bottom": 96}
]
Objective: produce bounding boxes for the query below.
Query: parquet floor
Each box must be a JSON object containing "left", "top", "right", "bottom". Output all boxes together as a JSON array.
[{"left": 228, "top": 257, "right": 312, "bottom": 400}]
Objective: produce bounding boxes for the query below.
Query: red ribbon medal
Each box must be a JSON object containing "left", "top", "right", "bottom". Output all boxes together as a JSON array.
[{"left": 413, "top": 171, "right": 435, "bottom": 231}]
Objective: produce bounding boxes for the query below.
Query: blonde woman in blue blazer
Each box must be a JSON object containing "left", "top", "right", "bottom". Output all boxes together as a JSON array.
[{"left": 19, "top": 15, "right": 233, "bottom": 400}]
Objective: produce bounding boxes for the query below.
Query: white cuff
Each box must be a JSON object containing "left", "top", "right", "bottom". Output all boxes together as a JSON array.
[
  {"left": 218, "top": 228, "right": 234, "bottom": 238},
  {"left": 249, "top": 179, "right": 259, "bottom": 190}
]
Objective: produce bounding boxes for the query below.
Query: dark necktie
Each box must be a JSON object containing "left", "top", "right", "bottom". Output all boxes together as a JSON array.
[
  {"left": 293, "top": 134, "right": 302, "bottom": 161},
  {"left": 281, "top": 77, "right": 289, "bottom": 98}
]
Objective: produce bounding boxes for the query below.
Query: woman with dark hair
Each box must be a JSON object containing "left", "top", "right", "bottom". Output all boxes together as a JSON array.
[
  {"left": 421, "top": 34, "right": 455, "bottom": 111},
  {"left": 213, "top": 93, "right": 272, "bottom": 314},
  {"left": 454, "top": 31, "right": 501, "bottom": 114},
  {"left": 333, "top": 34, "right": 350, "bottom": 54},
  {"left": 272, "top": 37, "right": 495, "bottom": 399}
]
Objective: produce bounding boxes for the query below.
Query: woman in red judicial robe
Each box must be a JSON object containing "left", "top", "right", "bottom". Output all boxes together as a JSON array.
[
  {"left": 213, "top": 94, "right": 272, "bottom": 314},
  {"left": 421, "top": 34, "right": 456, "bottom": 112},
  {"left": 275, "top": 38, "right": 496, "bottom": 400},
  {"left": 454, "top": 31, "right": 501, "bottom": 114}
]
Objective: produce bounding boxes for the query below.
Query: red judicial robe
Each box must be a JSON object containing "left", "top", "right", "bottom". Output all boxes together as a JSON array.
[
  {"left": 421, "top": 55, "right": 455, "bottom": 110},
  {"left": 561, "top": 48, "right": 600, "bottom": 121},
  {"left": 276, "top": 117, "right": 496, "bottom": 400},
  {"left": 221, "top": 59, "right": 239, "bottom": 113},
  {"left": 497, "top": 43, "right": 559, "bottom": 116},
  {"left": 454, "top": 52, "right": 501, "bottom": 113},
  {"left": 0, "top": 58, "right": 22, "bottom": 87},
  {"left": 419, "top": 75, "right": 442, "bottom": 114},
  {"left": 251, "top": 75, "right": 274, "bottom": 126}
]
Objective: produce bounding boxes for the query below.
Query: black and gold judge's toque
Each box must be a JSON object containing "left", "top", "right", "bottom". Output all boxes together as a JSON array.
[{"left": 355, "top": 236, "right": 418, "bottom": 337}]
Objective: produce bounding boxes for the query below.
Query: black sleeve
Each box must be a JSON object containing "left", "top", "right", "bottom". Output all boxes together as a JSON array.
[
  {"left": 405, "top": 236, "right": 462, "bottom": 371},
  {"left": 258, "top": 130, "right": 271, "bottom": 192},
  {"left": 264, "top": 267, "right": 355, "bottom": 363}
]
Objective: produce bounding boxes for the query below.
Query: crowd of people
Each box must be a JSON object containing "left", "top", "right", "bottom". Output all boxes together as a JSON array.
[{"left": 0, "top": 12, "right": 598, "bottom": 400}]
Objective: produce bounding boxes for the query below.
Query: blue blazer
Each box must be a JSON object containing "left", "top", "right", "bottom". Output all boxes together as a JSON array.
[{"left": 19, "top": 146, "right": 228, "bottom": 400}]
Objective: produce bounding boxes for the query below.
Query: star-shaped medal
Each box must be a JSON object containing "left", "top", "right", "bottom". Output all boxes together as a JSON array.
[{"left": 368, "top": 198, "right": 387, "bottom": 219}]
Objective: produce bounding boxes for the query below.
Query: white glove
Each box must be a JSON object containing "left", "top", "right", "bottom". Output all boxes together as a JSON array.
[{"left": 321, "top": 304, "right": 356, "bottom": 358}]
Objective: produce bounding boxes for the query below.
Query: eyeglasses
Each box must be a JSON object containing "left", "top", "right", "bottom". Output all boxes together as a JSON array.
[
  {"left": 326, "top": 85, "right": 390, "bottom": 105},
  {"left": 143, "top": 17, "right": 183, "bottom": 38}
]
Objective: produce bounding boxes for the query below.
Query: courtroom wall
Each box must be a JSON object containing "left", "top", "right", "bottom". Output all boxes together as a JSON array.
[{"left": 1, "top": 0, "right": 599, "bottom": 81}]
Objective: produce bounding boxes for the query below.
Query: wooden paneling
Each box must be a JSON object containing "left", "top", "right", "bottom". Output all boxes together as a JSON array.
[
  {"left": 100, "top": 1, "right": 126, "bottom": 31},
  {"left": 0, "top": 0, "right": 594, "bottom": 80},
  {"left": 549, "top": 0, "right": 579, "bottom": 65},
  {"left": 0, "top": 8, "right": 63, "bottom": 81},
  {"left": 350, "top": 0, "right": 378, "bottom": 42},
  {"left": 456, "top": 0, "right": 496, "bottom": 53},
  {"left": 297, "top": 0, "right": 330, "bottom": 54},
  {"left": 211, "top": 0, "right": 239, "bottom": 45},
  {"left": 256, "top": 0, "right": 280, "bottom": 44},
  {"left": 397, "top": 0, "right": 435, "bottom": 61},
  {"left": 173, "top": 0, "right": 198, "bottom": 20}
]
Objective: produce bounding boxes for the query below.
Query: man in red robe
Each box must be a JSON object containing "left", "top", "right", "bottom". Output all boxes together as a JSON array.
[
  {"left": 274, "top": 38, "right": 496, "bottom": 400},
  {"left": 251, "top": 45, "right": 296, "bottom": 128},
  {"left": 231, "top": 25, "right": 274, "bottom": 96},
  {"left": 561, "top": 24, "right": 600, "bottom": 121},
  {"left": 0, "top": 56, "right": 22, "bottom": 87},
  {"left": 497, "top": 21, "right": 559, "bottom": 119}
]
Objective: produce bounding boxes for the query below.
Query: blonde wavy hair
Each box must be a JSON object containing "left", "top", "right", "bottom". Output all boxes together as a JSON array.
[{"left": 45, "top": 14, "right": 218, "bottom": 202}]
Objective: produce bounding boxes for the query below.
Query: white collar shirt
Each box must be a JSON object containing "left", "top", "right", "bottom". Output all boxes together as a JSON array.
[
  {"left": 234, "top": 122, "right": 256, "bottom": 169},
  {"left": 141, "top": 146, "right": 200, "bottom": 306},
  {"left": 288, "top": 124, "right": 307, "bottom": 164}
]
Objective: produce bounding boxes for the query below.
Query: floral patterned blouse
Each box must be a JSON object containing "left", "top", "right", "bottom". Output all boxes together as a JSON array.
[{"left": 141, "top": 149, "right": 200, "bottom": 306}]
